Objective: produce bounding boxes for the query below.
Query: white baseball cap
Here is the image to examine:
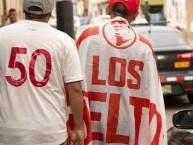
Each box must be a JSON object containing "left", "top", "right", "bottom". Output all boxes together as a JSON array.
[{"left": 24, "top": 0, "right": 55, "bottom": 15}]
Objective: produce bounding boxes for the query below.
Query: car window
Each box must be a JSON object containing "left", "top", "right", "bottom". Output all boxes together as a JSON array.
[{"left": 142, "top": 32, "right": 188, "bottom": 47}]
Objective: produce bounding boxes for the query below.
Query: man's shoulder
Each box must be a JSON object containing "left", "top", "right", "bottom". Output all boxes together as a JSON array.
[
  {"left": 52, "top": 28, "right": 72, "bottom": 39},
  {"left": 0, "top": 23, "right": 18, "bottom": 32},
  {"left": 43, "top": 26, "right": 74, "bottom": 44},
  {"left": 0, "top": 23, "right": 19, "bottom": 38},
  {"left": 135, "top": 33, "right": 155, "bottom": 58},
  {"left": 137, "top": 34, "right": 153, "bottom": 50},
  {"left": 76, "top": 25, "right": 100, "bottom": 47}
]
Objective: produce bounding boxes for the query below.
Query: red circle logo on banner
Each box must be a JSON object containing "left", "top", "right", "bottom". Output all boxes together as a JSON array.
[{"left": 102, "top": 20, "right": 137, "bottom": 49}]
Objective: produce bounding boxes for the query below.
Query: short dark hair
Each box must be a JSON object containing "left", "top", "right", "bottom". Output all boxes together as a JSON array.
[
  {"left": 9, "top": 8, "right": 16, "bottom": 13},
  {"left": 112, "top": 2, "right": 128, "bottom": 17},
  {"left": 24, "top": 6, "right": 50, "bottom": 19}
]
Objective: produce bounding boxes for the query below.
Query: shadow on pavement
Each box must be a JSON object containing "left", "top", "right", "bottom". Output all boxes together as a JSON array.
[{"left": 164, "top": 95, "right": 191, "bottom": 109}]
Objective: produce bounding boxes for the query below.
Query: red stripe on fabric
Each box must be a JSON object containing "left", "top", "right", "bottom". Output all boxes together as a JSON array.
[
  {"left": 91, "top": 112, "right": 102, "bottom": 121},
  {"left": 160, "top": 77, "right": 167, "bottom": 83},
  {"left": 149, "top": 104, "right": 162, "bottom": 145},
  {"left": 176, "top": 76, "right": 185, "bottom": 81},
  {"left": 106, "top": 94, "right": 130, "bottom": 144},
  {"left": 83, "top": 101, "right": 92, "bottom": 145},
  {"left": 92, "top": 132, "right": 104, "bottom": 141},
  {"left": 130, "top": 97, "right": 150, "bottom": 108},
  {"left": 76, "top": 26, "right": 99, "bottom": 47},
  {"left": 139, "top": 34, "right": 155, "bottom": 58},
  {"left": 87, "top": 92, "right": 107, "bottom": 102}
]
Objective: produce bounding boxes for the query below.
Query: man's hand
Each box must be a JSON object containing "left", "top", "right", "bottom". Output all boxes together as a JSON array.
[
  {"left": 66, "top": 81, "right": 85, "bottom": 145},
  {"left": 71, "top": 128, "right": 85, "bottom": 145}
]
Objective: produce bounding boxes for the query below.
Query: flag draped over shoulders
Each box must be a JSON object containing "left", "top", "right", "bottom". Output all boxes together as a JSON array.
[{"left": 67, "top": 17, "right": 167, "bottom": 145}]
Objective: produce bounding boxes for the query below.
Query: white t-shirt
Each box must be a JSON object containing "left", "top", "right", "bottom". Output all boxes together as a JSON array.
[
  {"left": 0, "top": 20, "right": 83, "bottom": 145},
  {"left": 77, "top": 17, "right": 167, "bottom": 145}
]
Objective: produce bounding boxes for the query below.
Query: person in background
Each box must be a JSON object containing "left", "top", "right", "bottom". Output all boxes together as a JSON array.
[
  {"left": 76, "top": 0, "right": 167, "bottom": 144},
  {"left": 1, "top": 8, "right": 18, "bottom": 27}
]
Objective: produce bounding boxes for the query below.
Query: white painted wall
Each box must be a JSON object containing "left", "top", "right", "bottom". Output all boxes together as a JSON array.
[{"left": 166, "top": 0, "right": 187, "bottom": 29}]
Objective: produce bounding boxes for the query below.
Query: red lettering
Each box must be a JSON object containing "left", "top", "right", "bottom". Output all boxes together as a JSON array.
[
  {"left": 92, "top": 56, "right": 144, "bottom": 89},
  {"left": 80, "top": 90, "right": 163, "bottom": 144},
  {"left": 150, "top": 104, "right": 162, "bottom": 145},
  {"left": 106, "top": 94, "right": 130, "bottom": 144},
  {"left": 130, "top": 97, "right": 150, "bottom": 145},
  {"left": 130, "top": 97, "right": 162, "bottom": 145},
  {"left": 128, "top": 60, "right": 144, "bottom": 90},
  {"left": 6, "top": 47, "right": 52, "bottom": 87},
  {"left": 6, "top": 47, "right": 27, "bottom": 87},
  {"left": 29, "top": 49, "right": 52, "bottom": 87},
  {"left": 87, "top": 91, "right": 107, "bottom": 141},
  {"left": 108, "top": 57, "right": 126, "bottom": 87},
  {"left": 83, "top": 100, "right": 92, "bottom": 145},
  {"left": 92, "top": 56, "right": 106, "bottom": 85}
]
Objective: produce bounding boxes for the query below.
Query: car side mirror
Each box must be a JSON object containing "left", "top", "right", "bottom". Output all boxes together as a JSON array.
[{"left": 173, "top": 110, "right": 193, "bottom": 129}]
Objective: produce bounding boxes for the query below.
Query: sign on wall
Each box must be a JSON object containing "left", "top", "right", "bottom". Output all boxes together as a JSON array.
[{"left": 141, "top": 0, "right": 165, "bottom": 5}]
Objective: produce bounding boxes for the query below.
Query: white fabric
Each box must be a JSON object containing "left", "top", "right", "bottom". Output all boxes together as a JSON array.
[
  {"left": 0, "top": 20, "right": 83, "bottom": 145},
  {"left": 78, "top": 17, "right": 167, "bottom": 145}
]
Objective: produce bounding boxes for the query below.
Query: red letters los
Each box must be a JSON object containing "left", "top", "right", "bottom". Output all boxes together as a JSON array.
[{"left": 92, "top": 56, "right": 144, "bottom": 89}]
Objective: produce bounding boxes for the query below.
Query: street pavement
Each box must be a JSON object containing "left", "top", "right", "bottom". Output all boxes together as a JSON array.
[{"left": 165, "top": 95, "right": 193, "bottom": 130}]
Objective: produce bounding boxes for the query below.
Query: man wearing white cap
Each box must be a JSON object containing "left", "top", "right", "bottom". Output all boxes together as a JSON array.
[{"left": 0, "top": 0, "right": 85, "bottom": 145}]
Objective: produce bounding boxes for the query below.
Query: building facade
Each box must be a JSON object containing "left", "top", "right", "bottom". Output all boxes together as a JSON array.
[
  {"left": 76, "top": 0, "right": 89, "bottom": 16},
  {"left": 89, "top": 0, "right": 108, "bottom": 17},
  {"left": 165, "top": 0, "right": 193, "bottom": 39}
]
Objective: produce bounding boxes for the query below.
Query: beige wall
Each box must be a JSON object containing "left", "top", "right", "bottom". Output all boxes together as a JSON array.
[
  {"left": 166, "top": 0, "right": 187, "bottom": 29},
  {"left": 0, "top": 0, "right": 3, "bottom": 25},
  {"left": 165, "top": 0, "right": 193, "bottom": 39},
  {"left": 187, "top": 0, "right": 193, "bottom": 39},
  {"left": 6, "top": 0, "right": 24, "bottom": 19},
  {"left": 89, "top": 0, "right": 108, "bottom": 16},
  {"left": 0, "top": 0, "right": 24, "bottom": 26}
]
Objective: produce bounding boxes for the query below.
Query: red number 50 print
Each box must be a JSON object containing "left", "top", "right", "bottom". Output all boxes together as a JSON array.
[{"left": 6, "top": 47, "right": 52, "bottom": 87}]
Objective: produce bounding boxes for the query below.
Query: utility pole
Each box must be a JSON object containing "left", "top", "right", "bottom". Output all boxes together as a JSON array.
[
  {"left": 144, "top": 0, "right": 151, "bottom": 24},
  {"left": 56, "top": 0, "right": 75, "bottom": 39},
  {"left": 3, "top": 0, "right": 7, "bottom": 15}
]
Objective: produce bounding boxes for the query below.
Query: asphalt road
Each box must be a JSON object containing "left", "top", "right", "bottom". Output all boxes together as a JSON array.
[{"left": 165, "top": 95, "right": 193, "bottom": 130}]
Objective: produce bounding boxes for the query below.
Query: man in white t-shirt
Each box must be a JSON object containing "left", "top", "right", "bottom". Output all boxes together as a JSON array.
[
  {"left": 77, "top": 0, "right": 167, "bottom": 144},
  {"left": 0, "top": 0, "right": 85, "bottom": 145}
]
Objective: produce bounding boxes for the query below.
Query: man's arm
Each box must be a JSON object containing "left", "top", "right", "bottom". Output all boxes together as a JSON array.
[
  {"left": 66, "top": 81, "right": 85, "bottom": 145},
  {"left": 66, "top": 81, "right": 84, "bottom": 129}
]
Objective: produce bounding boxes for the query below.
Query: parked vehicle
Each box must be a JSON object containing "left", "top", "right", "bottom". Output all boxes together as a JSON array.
[
  {"left": 168, "top": 110, "right": 193, "bottom": 145},
  {"left": 134, "top": 26, "right": 193, "bottom": 103},
  {"left": 131, "top": 15, "right": 148, "bottom": 26}
]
